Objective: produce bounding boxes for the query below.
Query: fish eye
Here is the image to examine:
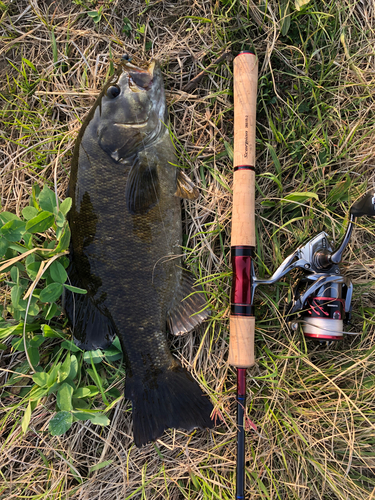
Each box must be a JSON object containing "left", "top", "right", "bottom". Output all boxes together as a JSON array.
[{"left": 106, "top": 85, "right": 121, "bottom": 98}]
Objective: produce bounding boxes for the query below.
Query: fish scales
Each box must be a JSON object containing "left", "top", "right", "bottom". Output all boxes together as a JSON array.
[{"left": 65, "top": 58, "right": 213, "bottom": 446}]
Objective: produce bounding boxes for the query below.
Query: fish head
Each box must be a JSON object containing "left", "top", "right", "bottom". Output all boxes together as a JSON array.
[{"left": 97, "top": 59, "right": 167, "bottom": 162}]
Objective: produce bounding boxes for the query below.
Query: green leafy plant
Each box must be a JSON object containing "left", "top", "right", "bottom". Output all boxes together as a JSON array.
[
  {"left": 122, "top": 17, "right": 132, "bottom": 35},
  {"left": 0, "top": 185, "right": 123, "bottom": 435},
  {"left": 87, "top": 6, "right": 103, "bottom": 24}
]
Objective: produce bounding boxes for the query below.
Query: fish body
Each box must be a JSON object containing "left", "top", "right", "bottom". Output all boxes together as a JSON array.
[{"left": 65, "top": 59, "right": 213, "bottom": 446}]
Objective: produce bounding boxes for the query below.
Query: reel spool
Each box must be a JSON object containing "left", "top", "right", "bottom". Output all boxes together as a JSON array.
[{"left": 295, "top": 277, "right": 351, "bottom": 341}]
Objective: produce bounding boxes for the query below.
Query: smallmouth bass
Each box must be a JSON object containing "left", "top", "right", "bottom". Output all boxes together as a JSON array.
[{"left": 65, "top": 57, "right": 213, "bottom": 446}]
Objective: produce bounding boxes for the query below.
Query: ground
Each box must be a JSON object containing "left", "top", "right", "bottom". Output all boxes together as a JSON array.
[{"left": 1, "top": 0, "right": 375, "bottom": 499}]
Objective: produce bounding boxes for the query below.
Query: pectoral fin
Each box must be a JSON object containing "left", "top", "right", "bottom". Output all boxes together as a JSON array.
[
  {"left": 174, "top": 170, "right": 199, "bottom": 200},
  {"left": 167, "top": 268, "right": 210, "bottom": 335},
  {"left": 126, "top": 155, "right": 160, "bottom": 215}
]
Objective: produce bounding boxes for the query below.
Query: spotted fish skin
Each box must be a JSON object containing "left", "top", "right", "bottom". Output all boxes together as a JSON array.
[{"left": 65, "top": 59, "right": 213, "bottom": 446}]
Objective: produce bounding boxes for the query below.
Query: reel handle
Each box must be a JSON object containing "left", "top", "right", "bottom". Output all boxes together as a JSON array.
[{"left": 229, "top": 52, "right": 258, "bottom": 368}]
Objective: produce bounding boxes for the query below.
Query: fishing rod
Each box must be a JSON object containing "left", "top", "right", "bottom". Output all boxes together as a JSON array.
[
  {"left": 229, "top": 51, "right": 258, "bottom": 500},
  {"left": 229, "top": 51, "right": 375, "bottom": 498}
]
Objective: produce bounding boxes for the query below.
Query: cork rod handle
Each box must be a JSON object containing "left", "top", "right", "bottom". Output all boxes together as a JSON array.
[
  {"left": 231, "top": 52, "right": 258, "bottom": 248},
  {"left": 228, "top": 52, "right": 258, "bottom": 368}
]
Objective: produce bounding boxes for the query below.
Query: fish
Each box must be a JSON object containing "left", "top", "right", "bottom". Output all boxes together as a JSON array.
[{"left": 64, "top": 56, "right": 213, "bottom": 446}]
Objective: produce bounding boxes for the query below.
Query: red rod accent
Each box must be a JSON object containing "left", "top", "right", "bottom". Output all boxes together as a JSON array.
[
  {"left": 231, "top": 255, "right": 252, "bottom": 305},
  {"left": 237, "top": 368, "right": 247, "bottom": 397}
]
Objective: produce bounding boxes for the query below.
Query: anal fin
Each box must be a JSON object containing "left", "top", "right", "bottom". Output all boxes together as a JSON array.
[{"left": 167, "top": 268, "right": 210, "bottom": 336}]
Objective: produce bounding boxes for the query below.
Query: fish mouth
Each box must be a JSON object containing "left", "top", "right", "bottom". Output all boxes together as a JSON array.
[
  {"left": 120, "top": 59, "right": 156, "bottom": 91},
  {"left": 114, "top": 121, "right": 148, "bottom": 128}
]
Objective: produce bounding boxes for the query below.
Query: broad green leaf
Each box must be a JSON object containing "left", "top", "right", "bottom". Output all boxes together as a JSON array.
[
  {"left": 61, "top": 340, "right": 82, "bottom": 353},
  {"left": 33, "top": 371, "right": 49, "bottom": 387},
  {"left": 47, "top": 363, "right": 60, "bottom": 387},
  {"left": 48, "top": 381, "right": 61, "bottom": 395},
  {"left": 1, "top": 219, "right": 26, "bottom": 241},
  {"left": 106, "top": 388, "right": 122, "bottom": 399},
  {"left": 59, "top": 197, "right": 72, "bottom": 216},
  {"left": 73, "top": 411, "right": 94, "bottom": 421},
  {"left": 83, "top": 349, "right": 103, "bottom": 364},
  {"left": 69, "top": 354, "right": 79, "bottom": 379},
  {"left": 83, "top": 349, "right": 104, "bottom": 364},
  {"left": 41, "top": 324, "right": 62, "bottom": 338},
  {"left": 39, "top": 185, "right": 57, "bottom": 214},
  {"left": 54, "top": 223, "right": 71, "bottom": 252},
  {"left": 22, "top": 401, "right": 32, "bottom": 433},
  {"left": 11, "top": 286, "right": 23, "bottom": 308},
  {"left": 60, "top": 256, "right": 70, "bottom": 269},
  {"left": 104, "top": 343, "right": 122, "bottom": 355},
  {"left": 73, "top": 387, "right": 91, "bottom": 398},
  {"left": 85, "top": 386, "right": 100, "bottom": 397},
  {"left": 26, "top": 261, "right": 42, "bottom": 280},
  {"left": 29, "top": 335, "right": 45, "bottom": 348},
  {"left": 57, "top": 383, "right": 73, "bottom": 411},
  {"left": 64, "top": 284, "right": 87, "bottom": 294},
  {"left": 22, "top": 232, "right": 33, "bottom": 249},
  {"left": 39, "top": 282, "right": 63, "bottom": 303},
  {"left": 72, "top": 397, "right": 90, "bottom": 410},
  {"left": 22, "top": 206, "right": 38, "bottom": 220},
  {"left": 56, "top": 211, "right": 65, "bottom": 228},
  {"left": 28, "top": 346, "right": 40, "bottom": 367},
  {"left": 50, "top": 260, "right": 68, "bottom": 284},
  {"left": 26, "top": 211, "right": 55, "bottom": 233},
  {"left": 45, "top": 302, "right": 60, "bottom": 320},
  {"left": 49, "top": 411, "right": 73, "bottom": 435},
  {"left": 72, "top": 411, "right": 110, "bottom": 426},
  {"left": 21, "top": 296, "right": 40, "bottom": 317},
  {"left": 0, "top": 236, "right": 8, "bottom": 257},
  {"left": 10, "top": 265, "right": 20, "bottom": 284},
  {"left": 0, "top": 212, "right": 20, "bottom": 224},
  {"left": 28, "top": 385, "right": 48, "bottom": 401},
  {"left": 112, "top": 337, "right": 122, "bottom": 352},
  {"left": 104, "top": 351, "right": 122, "bottom": 362},
  {"left": 59, "top": 353, "right": 71, "bottom": 382},
  {"left": 25, "top": 253, "right": 35, "bottom": 266},
  {"left": 88, "top": 413, "right": 110, "bottom": 426}
]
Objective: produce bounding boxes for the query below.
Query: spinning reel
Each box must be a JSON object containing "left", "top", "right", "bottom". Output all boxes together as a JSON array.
[{"left": 253, "top": 192, "right": 375, "bottom": 341}]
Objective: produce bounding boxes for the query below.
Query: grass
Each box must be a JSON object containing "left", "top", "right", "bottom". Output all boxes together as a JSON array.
[{"left": 1, "top": 0, "right": 375, "bottom": 498}]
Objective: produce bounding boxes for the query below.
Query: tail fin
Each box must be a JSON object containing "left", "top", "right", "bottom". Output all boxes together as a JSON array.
[{"left": 125, "top": 365, "right": 213, "bottom": 447}]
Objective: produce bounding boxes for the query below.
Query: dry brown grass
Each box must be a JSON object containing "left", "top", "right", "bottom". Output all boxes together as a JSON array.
[{"left": 1, "top": 0, "right": 375, "bottom": 499}]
